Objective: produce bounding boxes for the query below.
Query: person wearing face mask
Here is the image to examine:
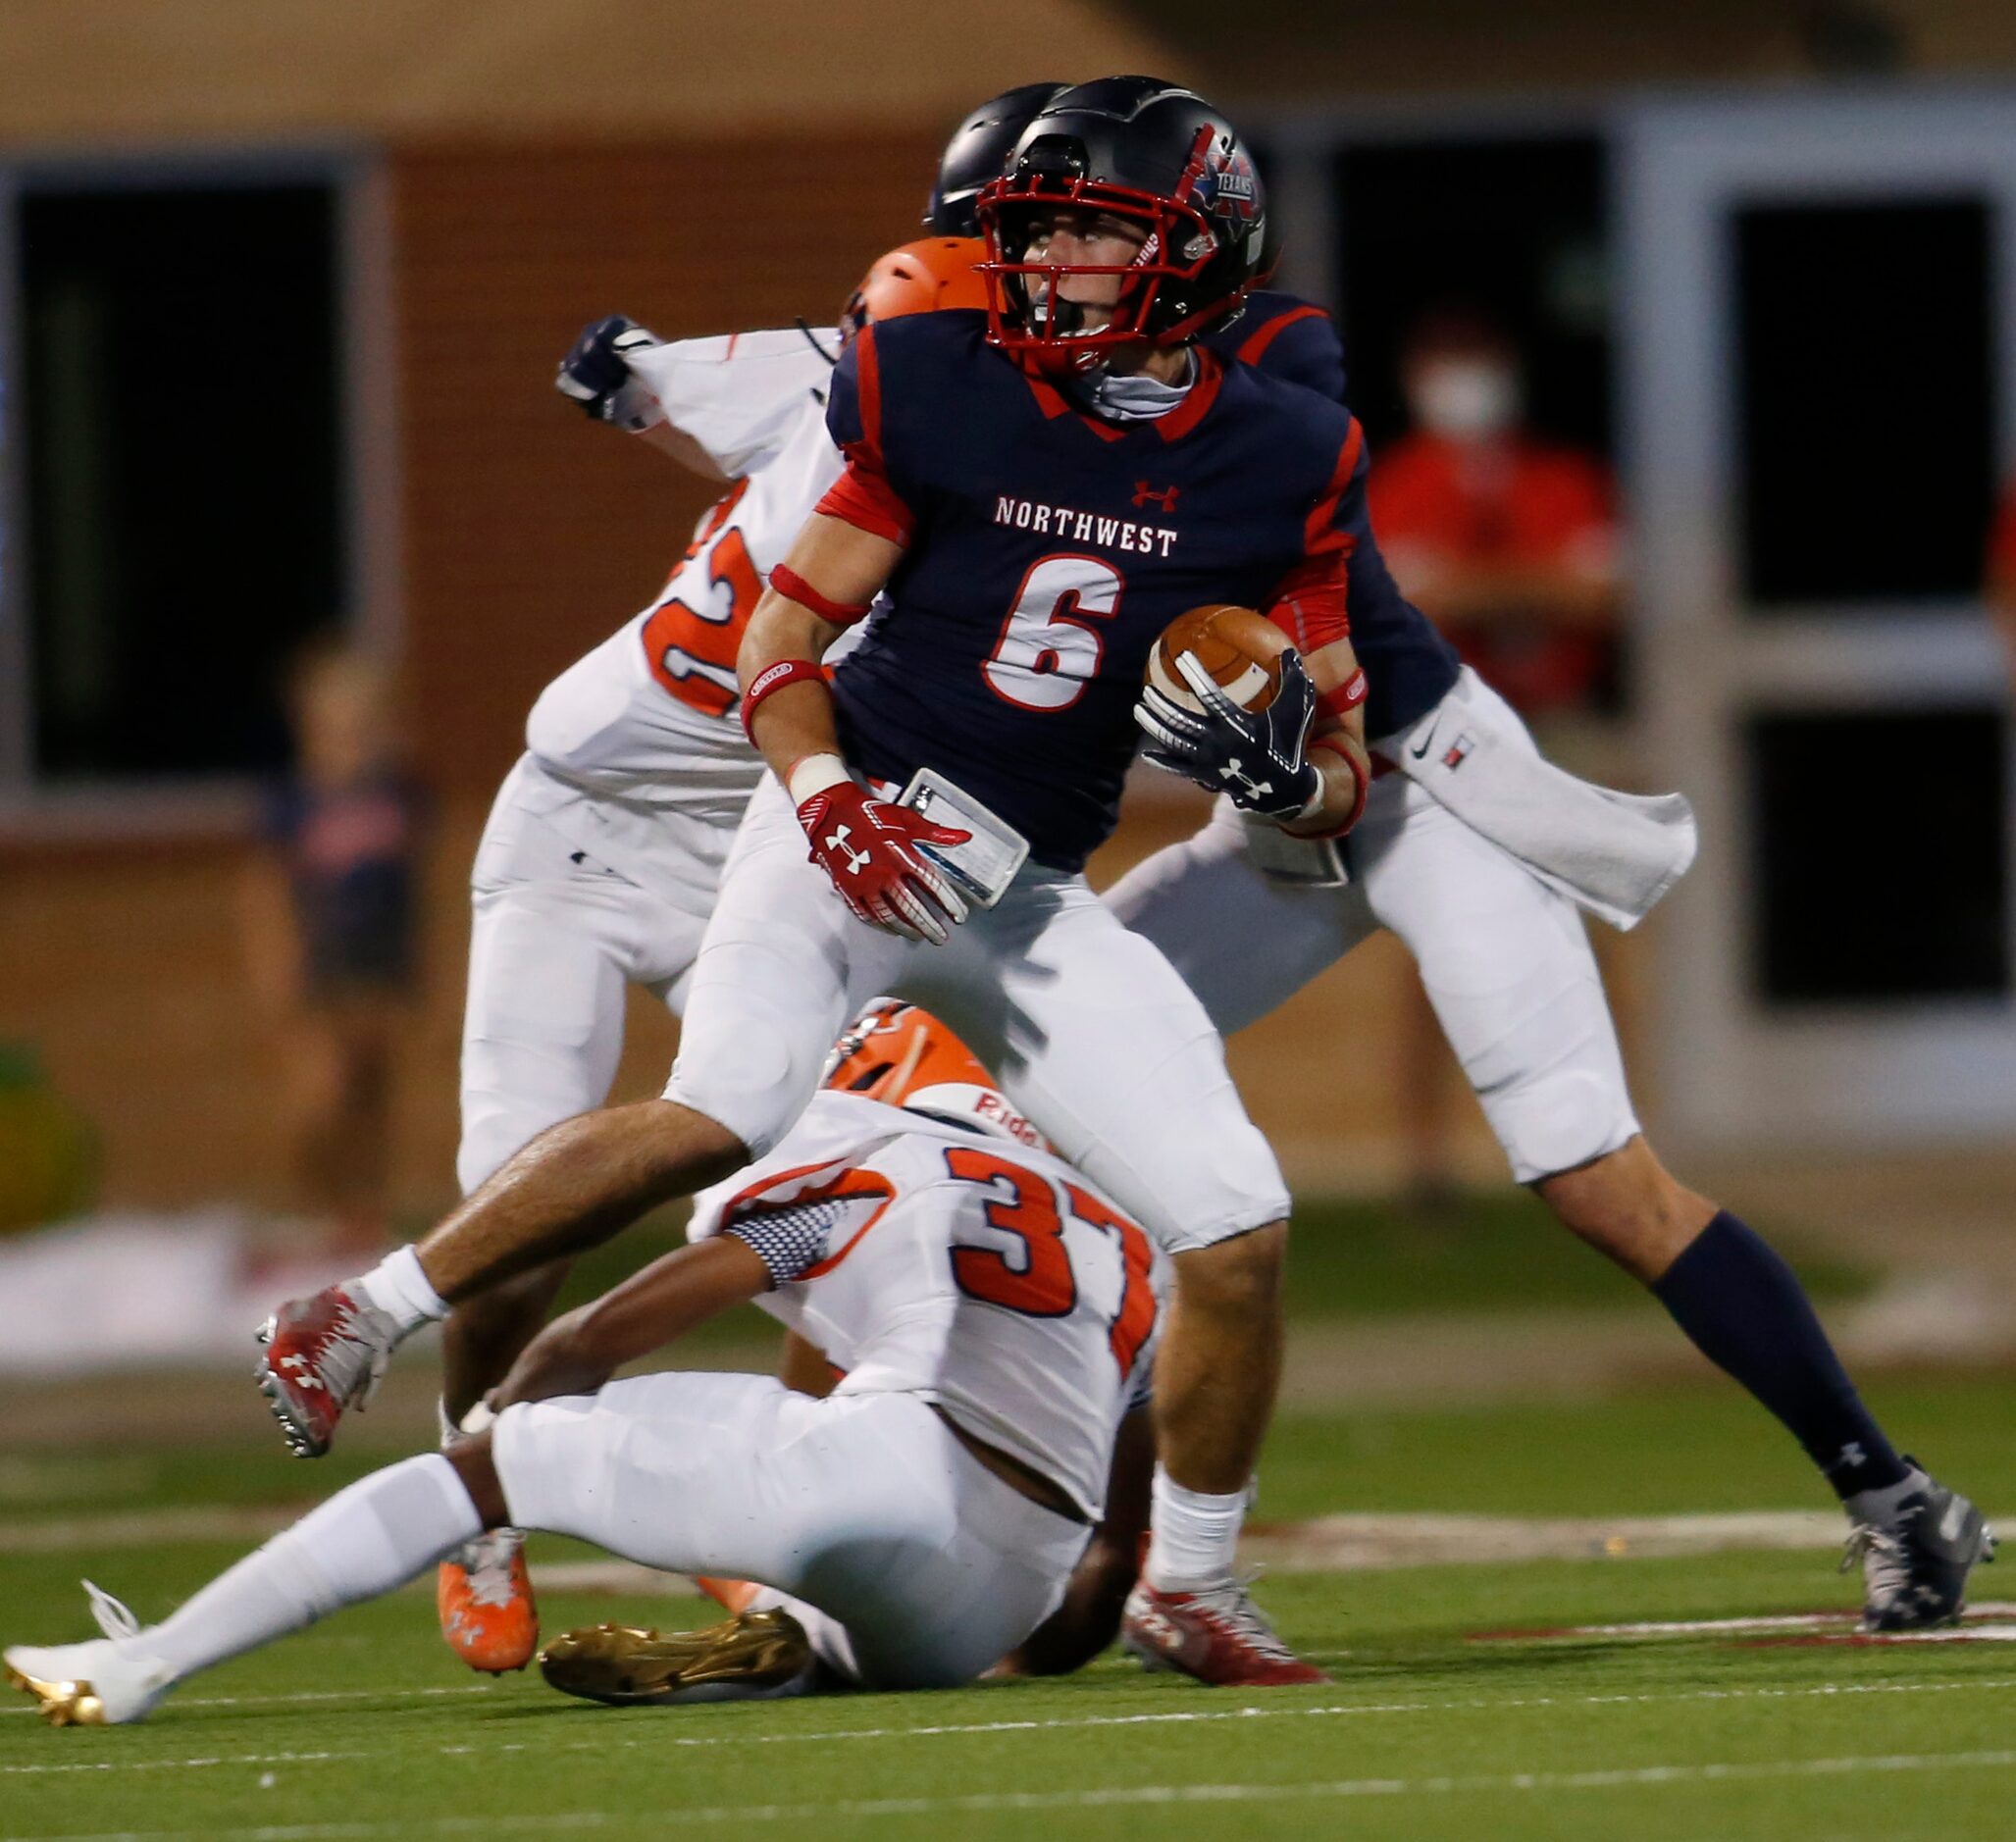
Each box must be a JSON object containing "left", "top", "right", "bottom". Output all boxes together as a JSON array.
[{"left": 1370, "top": 308, "right": 1620, "bottom": 756}]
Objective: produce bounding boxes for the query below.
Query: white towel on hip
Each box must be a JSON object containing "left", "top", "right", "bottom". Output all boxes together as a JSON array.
[{"left": 1377, "top": 668, "right": 1697, "bottom": 932}]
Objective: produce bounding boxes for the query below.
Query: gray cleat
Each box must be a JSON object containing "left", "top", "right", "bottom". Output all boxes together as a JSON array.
[{"left": 1842, "top": 1464, "right": 1996, "bottom": 1632}]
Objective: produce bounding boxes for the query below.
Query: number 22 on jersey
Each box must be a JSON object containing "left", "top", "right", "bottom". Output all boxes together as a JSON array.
[
  {"left": 943, "top": 1145, "right": 1156, "bottom": 1382},
  {"left": 640, "top": 479, "right": 762, "bottom": 718}
]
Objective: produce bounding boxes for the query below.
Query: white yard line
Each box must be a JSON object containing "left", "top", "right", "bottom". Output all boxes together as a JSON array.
[
  {"left": 1, "top": 1687, "right": 497, "bottom": 1719},
  {"left": 0, "top": 1509, "right": 293, "bottom": 1556},
  {"left": 26, "top": 1507, "right": 2012, "bottom": 1569},
  {"left": 7, "top": 1675, "right": 2016, "bottom": 1774},
  {"left": 10, "top": 1748, "right": 2016, "bottom": 1838}
]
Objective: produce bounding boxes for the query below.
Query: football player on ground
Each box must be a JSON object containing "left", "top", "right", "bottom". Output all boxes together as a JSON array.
[
  {"left": 256, "top": 77, "right": 1399, "bottom": 1687},
  {"left": 4, "top": 1010, "right": 1160, "bottom": 1724},
  {"left": 440, "top": 84, "right": 1376, "bottom": 1678},
  {"left": 428, "top": 237, "right": 989, "bottom": 1672}
]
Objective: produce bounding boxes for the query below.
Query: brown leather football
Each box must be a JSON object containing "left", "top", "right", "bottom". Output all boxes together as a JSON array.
[{"left": 1147, "top": 604, "right": 1289, "bottom": 714}]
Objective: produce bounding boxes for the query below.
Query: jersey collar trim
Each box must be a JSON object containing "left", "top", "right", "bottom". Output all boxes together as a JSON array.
[
  {"left": 1022, "top": 369, "right": 1125, "bottom": 442},
  {"left": 1152, "top": 347, "right": 1222, "bottom": 443},
  {"left": 1017, "top": 347, "right": 1224, "bottom": 446}
]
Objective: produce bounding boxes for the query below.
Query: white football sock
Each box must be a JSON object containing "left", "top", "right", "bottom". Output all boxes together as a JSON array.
[
  {"left": 1144, "top": 1465, "right": 1251, "bottom": 1591},
  {"left": 124, "top": 1455, "right": 481, "bottom": 1685},
  {"left": 355, "top": 1244, "right": 449, "bottom": 1333}
]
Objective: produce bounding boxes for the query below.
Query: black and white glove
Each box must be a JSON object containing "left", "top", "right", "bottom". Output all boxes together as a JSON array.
[
  {"left": 1136, "top": 647, "right": 1321, "bottom": 824},
  {"left": 555, "top": 315, "right": 659, "bottom": 426}
]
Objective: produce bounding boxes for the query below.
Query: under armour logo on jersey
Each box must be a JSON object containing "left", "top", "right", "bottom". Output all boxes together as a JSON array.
[
  {"left": 1133, "top": 481, "right": 1180, "bottom": 512},
  {"left": 823, "top": 824, "right": 871, "bottom": 878}
]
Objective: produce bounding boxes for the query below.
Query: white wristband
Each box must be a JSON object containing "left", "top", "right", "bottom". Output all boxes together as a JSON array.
[{"left": 787, "top": 752, "right": 853, "bottom": 805}]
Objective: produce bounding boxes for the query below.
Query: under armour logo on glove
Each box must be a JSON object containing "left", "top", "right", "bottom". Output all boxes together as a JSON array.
[
  {"left": 822, "top": 824, "right": 872, "bottom": 878},
  {"left": 1218, "top": 759, "right": 1276, "bottom": 803},
  {"left": 799, "top": 780, "right": 972, "bottom": 945},
  {"left": 1136, "top": 648, "right": 1321, "bottom": 825}
]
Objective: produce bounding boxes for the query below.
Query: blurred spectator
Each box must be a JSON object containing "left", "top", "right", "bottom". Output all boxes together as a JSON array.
[
  {"left": 1368, "top": 305, "right": 1624, "bottom": 1208},
  {"left": 1370, "top": 305, "right": 1622, "bottom": 740},
  {"left": 239, "top": 641, "right": 428, "bottom": 1252},
  {"left": 1987, "top": 481, "right": 2016, "bottom": 694}
]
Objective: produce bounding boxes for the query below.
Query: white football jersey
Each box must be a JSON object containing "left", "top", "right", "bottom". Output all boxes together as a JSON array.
[
  {"left": 688, "top": 1091, "right": 1164, "bottom": 1521},
  {"left": 523, "top": 329, "right": 845, "bottom": 826}
]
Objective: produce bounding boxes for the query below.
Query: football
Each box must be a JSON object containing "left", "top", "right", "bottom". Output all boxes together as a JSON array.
[{"left": 1146, "top": 604, "right": 1290, "bottom": 715}]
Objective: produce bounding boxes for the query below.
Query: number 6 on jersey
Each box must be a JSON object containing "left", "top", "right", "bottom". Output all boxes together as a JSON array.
[{"left": 983, "top": 555, "right": 1124, "bottom": 711}]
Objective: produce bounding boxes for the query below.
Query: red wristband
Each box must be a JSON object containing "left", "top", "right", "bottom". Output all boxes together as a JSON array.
[
  {"left": 1299, "top": 733, "right": 1370, "bottom": 840},
  {"left": 771, "top": 563, "right": 872, "bottom": 628},
  {"left": 1316, "top": 667, "right": 1368, "bottom": 723},
  {"left": 740, "top": 658, "right": 827, "bottom": 744}
]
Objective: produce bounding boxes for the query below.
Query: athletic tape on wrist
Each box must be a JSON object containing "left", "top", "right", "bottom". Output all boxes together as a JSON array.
[
  {"left": 787, "top": 752, "right": 852, "bottom": 804},
  {"left": 741, "top": 658, "right": 827, "bottom": 743},
  {"left": 770, "top": 563, "right": 872, "bottom": 628}
]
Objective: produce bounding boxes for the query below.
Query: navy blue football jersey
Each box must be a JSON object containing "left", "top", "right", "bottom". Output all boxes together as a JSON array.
[
  {"left": 1201, "top": 288, "right": 1349, "bottom": 400},
  {"left": 820, "top": 310, "right": 1397, "bottom": 871},
  {"left": 1203, "top": 292, "right": 1461, "bottom": 741}
]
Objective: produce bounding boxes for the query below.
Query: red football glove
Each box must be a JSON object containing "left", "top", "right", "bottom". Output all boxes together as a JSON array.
[{"left": 798, "top": 779, "right": 971, "bottom": 945}]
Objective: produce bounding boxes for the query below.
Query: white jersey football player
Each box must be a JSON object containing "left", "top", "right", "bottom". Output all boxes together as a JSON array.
[
  {"left": 4, "top": 1008, "right": 1160, "bottom": 1724},
  {"left": 435, "top": 239, "right": 991, "bottom": 1671}
]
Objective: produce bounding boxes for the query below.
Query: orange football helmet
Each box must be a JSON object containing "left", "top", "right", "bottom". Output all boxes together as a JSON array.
[
  {"left": 822, "top": 999, "right": 1043, "bottom": 1150},
  {"left": 842, "top": 237, "right": 989, "bottom": 340}
]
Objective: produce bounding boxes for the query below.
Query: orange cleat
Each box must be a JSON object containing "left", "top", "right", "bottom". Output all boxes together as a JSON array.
[
  {"left": 438, "top": 1530, "right": 538, "bottom": 1674},
  {"left": 692, "top": 1575, "right": 760, "bottom": 1615}
]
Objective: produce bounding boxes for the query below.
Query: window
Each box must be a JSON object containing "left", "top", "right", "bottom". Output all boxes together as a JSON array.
[
  {"left": 1746, "top": 706, "right": 2007, "bottom": 1004},
  {"left": 1733, "top": 199, "right": 1995, "bottom": 609},
  {"left": 3, "top": 169, "right": 362, "bottom": 790}
]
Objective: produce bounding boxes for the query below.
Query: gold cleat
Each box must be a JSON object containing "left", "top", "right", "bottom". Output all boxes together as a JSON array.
[
  {"left": 5, "top": 1660, "right": 109, "bottom": 1727},
  {"left": 539, "top": 1608, "right": 812, "bottom": 1706}
]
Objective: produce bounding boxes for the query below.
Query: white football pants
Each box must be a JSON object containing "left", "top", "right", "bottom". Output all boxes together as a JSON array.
[
  {"left": 457, "top": 756, "right": 727, "bottom": 1194},
  {"left": 494, "top": 1373, "right": 1089, "bottom": 1689},
  {"left": 663, "top": 775, "right": 1290, "bottom": 1254},
  {"left": 1108, "top": 686, "right": 1641, "bottom": 1185}
]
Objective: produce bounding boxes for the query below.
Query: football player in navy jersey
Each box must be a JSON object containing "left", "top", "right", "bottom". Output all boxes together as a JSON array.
[
  {"left": 255, "top": 78, "right": 1393, "bottom": 1687},
  {"left": 932, "top": 87, "right": 1991, "bottom": 1634}
]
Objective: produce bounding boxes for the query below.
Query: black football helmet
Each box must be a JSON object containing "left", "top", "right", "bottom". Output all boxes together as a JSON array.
[
  {"left": 924, "top": 82, "right": 1067, "bottom": 237},
  {"left": 975, "top": 77, "right": 1267, "bottom": 367}
]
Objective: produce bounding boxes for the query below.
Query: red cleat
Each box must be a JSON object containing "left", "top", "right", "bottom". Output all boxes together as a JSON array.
[
  {"left": 693, "top": 1575, "right": 760, "bottom": 1615},
  {"left": 1120, "top": 1578, "right": 1329, "bottom": 1687},
  {"left": 439, "top": 1531, "right": 539, "bottom": 1674},
  {"left": 253, "top": 1285, "right": 400, "bottom": 1458}
]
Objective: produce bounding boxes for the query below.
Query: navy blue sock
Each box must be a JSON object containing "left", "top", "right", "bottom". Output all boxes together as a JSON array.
[{"left": 1651, "top": 1211, "right": 1907, "bottom": 1497}]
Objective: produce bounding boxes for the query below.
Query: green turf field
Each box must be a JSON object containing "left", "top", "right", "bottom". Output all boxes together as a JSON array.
[{"left": 4, "top": 1364, "right": 2010, "bottom": 1841}]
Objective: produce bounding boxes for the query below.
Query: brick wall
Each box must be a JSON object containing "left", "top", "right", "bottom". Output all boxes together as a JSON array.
[{"left": 391, "top": 132, "right": 946, "bottom": 802}]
